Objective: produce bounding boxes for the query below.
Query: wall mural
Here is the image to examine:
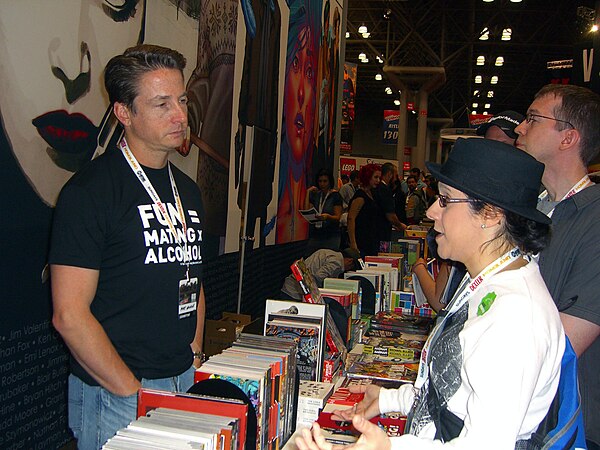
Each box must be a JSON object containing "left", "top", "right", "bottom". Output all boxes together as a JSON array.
[{"left": 0, "top": 1, "right": 198, "bottom": 447}]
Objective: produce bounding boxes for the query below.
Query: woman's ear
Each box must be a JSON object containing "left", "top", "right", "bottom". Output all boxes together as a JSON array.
[{"left": 482, "top": 204, "right": 504, "bottom": 227}]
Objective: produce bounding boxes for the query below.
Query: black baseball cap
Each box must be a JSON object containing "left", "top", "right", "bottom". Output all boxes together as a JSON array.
[{"left": 476, "top": 110, "right": 524, "bottom": 139}]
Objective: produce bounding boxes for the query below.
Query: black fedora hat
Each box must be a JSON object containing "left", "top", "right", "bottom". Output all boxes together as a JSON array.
[{"left": 426, "top": 138, "right": 551, "bottom": 224}]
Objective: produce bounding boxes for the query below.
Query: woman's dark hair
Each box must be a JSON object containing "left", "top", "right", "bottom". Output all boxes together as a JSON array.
[
  {"left": 104, "top": 44, "right": 187, "bottom": 112},
  {"left": 315, "top": 168, "right": 334, "bottom": 189},
  {"left": 468, "top": 197, "right": 550, "bottom": 254}
]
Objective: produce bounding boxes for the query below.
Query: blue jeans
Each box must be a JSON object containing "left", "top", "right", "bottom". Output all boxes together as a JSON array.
[{"left": 68, "top": 366, "right": 195, "bottom": 450}]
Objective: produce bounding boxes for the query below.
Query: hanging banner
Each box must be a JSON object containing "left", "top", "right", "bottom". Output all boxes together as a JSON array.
[
  {"left": 340, "top": 62, "right": 357, "bottom": 153},
  {"left": 468, "top": 113, "right": 492, "bottom": 128},
  {"left": 382, "top": 110, "right": 399, "bottom": 145}
]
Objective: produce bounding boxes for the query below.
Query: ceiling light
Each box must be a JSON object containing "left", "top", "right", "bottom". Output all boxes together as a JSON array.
[
  {"left": 483, "top": 111, "right": 489, "bottom": 115},
  {"left": 476, "top": 56, "right": 485, "bottom": 66},
  {"left": 362, "top": 32, "right": 371, "bottom": 38},
  {"left": 483, "top": 0, "right": 494, "bottom": 2},
  {"left": 487, "top": 91, "right": 494, "bottom": 98},
  {"left": 375, "top": 73, "right": 383, "bottom": 81},
  {"left": 362, "top": 57, "right": 369, "bottom": 63},
  {"left": 490, "top": 75, "right": 499, "bottom": 84},
  {"left": 358, "top": 52, "right": 366, "bottom": 60},
  {"left": 394, "top": 99, "right": 400, "bottom": 106},
  {"left": 495, "top": 56, "right": 504, "bottom": 66},
  {"left": 472, "top": 110, "right": 478, "bottom": 115},
  {"left": 475, "top": 75, "right": 482, "bottom": 84},
  {"left": 510, "top": 0, "right": 522, "bottom": 2},
  {"left": 472, "top": 103, "right": 479, "bottom": 108},
  {"left": 484, "top": 103, "right": 491, "bottom": 109},
  {"left": 592, "top": 24, "right": 599, "bottom": 32},
  {"left": 411, "top": 110, "right": 417, "bottom": 114},
  {"left": 358, "top": 24, "right": 368, "bottom": 34},
  {"left": 385, "top": 87, "right": 393, "bottom": 94},
  {"left": 473, "top": 90, "right": 481, "bottom": 96},
  {"left": 346, "top": 31, "right": 350, "bottom": 38},
  {"left": 384, "top": 8, "right": 392, "bottom": 19},
  {"left": 501, "top": 28, "right": 512, "bottom": 41},
  {"left": 479, "top": 27, "right": 489, "bottom": 40},
  {"left": 376, "top": 56, "right": 384, "bottom": 63}
]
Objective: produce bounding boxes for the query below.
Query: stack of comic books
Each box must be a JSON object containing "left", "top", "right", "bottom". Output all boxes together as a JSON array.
[
  {"left": 195, "top": 333, "right": 298, "bottom": 450},
  {"left": 102, "top": 388, "right": 248, "bottom": 450}
]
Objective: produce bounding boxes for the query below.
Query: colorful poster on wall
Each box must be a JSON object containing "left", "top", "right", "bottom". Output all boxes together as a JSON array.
[
  {"left": 382, "top": 110, "right": 400, "bottom": 145},
  {"left": 0, "top": 1, "right": 200, "bottom": 447},
  {"left": 224, "top": 0, "right": 287, "bottom": 252},
  {"left": 341, "top": 62, "right": 357, "bottom": 153},
  {"left": 275, "top": 0, "right": 323, "bottom": 244},
  {"left": 185, "top": 0, "right": 237, "bottom": 257}
]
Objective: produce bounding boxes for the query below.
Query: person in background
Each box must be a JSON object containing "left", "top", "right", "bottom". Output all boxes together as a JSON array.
[
  {"left": 405, "top": 175, "right": 426, "bottom": 225},
  {"left": 515, "top": 83, "right": 600, "bottom": 449},
  {"left": 339, "top": 169, "right": 360, "bottom": 248},
  {"left": 304, "top": 168, "right": 343, "bottom": 255},
  {"left": 50, "top": 45, "right": 206, "bottom": 449},
  {"left": 339, "top": 169, "right": 359, "bottom": 211},
  {"left": 476, "top": 110, "right": 524, "bottom": 145},
  {"left": 422, "top": 174, "right": 439, "bottom": 207},
  {"left": 347, "top": 163, "right": 382, "bottom": 257},
  {"left": 375, "top": 162, "right": 407, "bottom": 243},
  {"left": 341, "top": 173, "right": 350, "bottom": 184},
  {"left": 281, "top": 247, "right": 360, "bottom": 300},
  {"left": 297, "top": 138, "right": 563, "bottom": 449}
]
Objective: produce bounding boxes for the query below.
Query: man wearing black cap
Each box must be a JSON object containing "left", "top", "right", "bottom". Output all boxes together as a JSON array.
[
  {"left": 476, "top": 110, "right": 524, "bottom": 145},
  {"left": 516, "top": 84, "right": 600, "bottom": 448}
]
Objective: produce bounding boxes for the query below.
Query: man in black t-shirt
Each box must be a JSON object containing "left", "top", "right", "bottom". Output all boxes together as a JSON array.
[
  {"left": 375, "top": 162, "right": 407, "bottom": 241},
  {"left": 49, "top": 45, "right": 206, "bottom": 449}
]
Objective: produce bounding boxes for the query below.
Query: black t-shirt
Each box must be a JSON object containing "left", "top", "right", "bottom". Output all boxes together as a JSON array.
[
  {"left": 350, "top": 189, "right": 381, "bottom": 256},
  {"left": 49, "top": 146, "right": 204, "bottom": 384},
  {"left": 374, "top": 182, "right": 395, "bottom": 241}
]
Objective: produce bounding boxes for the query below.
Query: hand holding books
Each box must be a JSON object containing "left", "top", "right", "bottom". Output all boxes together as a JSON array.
[
  {"left": 296, "top": 415, "right": 390, "bottom": 450},
  {"left": 328, "top": 384, "right": 381, "bottom": 423}
]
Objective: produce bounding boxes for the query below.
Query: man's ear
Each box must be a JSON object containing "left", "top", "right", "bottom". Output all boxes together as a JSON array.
[
  {"left": 559, "top": 128, "right": 580, "bottom": 152},
  {"left": 113, "top": 102, "right": 132, "bottom": 127}
]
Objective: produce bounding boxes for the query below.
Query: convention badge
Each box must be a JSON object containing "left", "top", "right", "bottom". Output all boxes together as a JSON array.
[{"left": 178, "top": 277, "right": 198, "bottom": 319}]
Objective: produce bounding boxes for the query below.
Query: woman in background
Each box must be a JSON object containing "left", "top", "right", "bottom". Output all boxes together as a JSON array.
[
  {"left": 347, "top": 163, "right": 382, "bottom": 257},
  {"left": 304, "top": 168, "right": 342, "bottom": 255}
]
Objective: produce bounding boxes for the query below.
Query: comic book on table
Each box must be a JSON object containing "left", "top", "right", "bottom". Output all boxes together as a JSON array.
[
  {"left": 202, "top": 353, "right": 278, "bottom": 450},
  {"left": 221, "top": 347, "right": 284, "bottom": 447},
  {"left": 233, "top": 334, "right": 298, "bottom": 443},
  {"left": 264, "top": 299, "right": 326, "bottom": 382},
  {"left": 346, "top": 353, "right": 419, "bottom": 384},
  {"left": 195, "top": 361, "right": 268, "bottom": 450}
]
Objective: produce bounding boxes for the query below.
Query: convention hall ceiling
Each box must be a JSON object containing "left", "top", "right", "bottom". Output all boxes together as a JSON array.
[{"left": 345, "top": 0, "right": 597, "bottom": 126}]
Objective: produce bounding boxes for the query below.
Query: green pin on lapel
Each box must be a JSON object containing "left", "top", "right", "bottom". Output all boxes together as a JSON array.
[{"left": 477, "top": 292, "right": 497, "bottom": 316}]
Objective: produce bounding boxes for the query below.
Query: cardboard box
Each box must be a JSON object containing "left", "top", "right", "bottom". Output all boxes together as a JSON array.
[{"left": 203, "top": 312, "right": 261, "bottom": 357}]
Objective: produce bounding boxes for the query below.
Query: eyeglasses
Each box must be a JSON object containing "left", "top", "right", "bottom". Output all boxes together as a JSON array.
[
  {"left": 525, "top": 113, "right": 574, "bottom": 129},
  {"left": 438, "top": 194, "right": 476, "bottom": 208}
]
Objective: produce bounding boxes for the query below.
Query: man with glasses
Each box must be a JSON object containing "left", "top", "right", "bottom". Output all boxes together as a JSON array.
[{"left": 515, "top": 84, "right": 600, "bottom": 449}]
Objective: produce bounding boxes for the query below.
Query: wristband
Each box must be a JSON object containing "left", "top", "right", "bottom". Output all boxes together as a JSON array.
[{"left": 193, "top": 351, "right": 206, "bottom": 363}]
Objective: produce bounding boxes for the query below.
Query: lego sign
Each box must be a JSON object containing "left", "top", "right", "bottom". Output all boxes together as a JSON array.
[{"left": 340, "top": 158, "right": 356, "bottom": 175}]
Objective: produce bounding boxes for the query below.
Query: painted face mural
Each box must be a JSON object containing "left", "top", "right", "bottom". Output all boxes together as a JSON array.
[
  {"left": 0, "top": 0, "right": 144, "bottom": 205},
  {"left": 284, "top": 25, "right": 316, "bottom": 164}
]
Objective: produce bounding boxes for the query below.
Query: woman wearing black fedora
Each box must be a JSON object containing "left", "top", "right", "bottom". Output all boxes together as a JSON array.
[{"left": 296, "top": 138, "right": 565, "bottom": 449}]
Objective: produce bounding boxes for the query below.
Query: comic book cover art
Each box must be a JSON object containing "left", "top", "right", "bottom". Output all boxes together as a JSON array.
[
  {"left": 346, "top": 354, "right": 419, "bottom": 383},
  {"left": 265, "top": 321, "right": 320, "bottom": 381}
]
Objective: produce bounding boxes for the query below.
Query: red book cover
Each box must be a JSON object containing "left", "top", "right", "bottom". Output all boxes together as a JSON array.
[{"left": 137, "top": 388, "right": 247, "bottom": 450}]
